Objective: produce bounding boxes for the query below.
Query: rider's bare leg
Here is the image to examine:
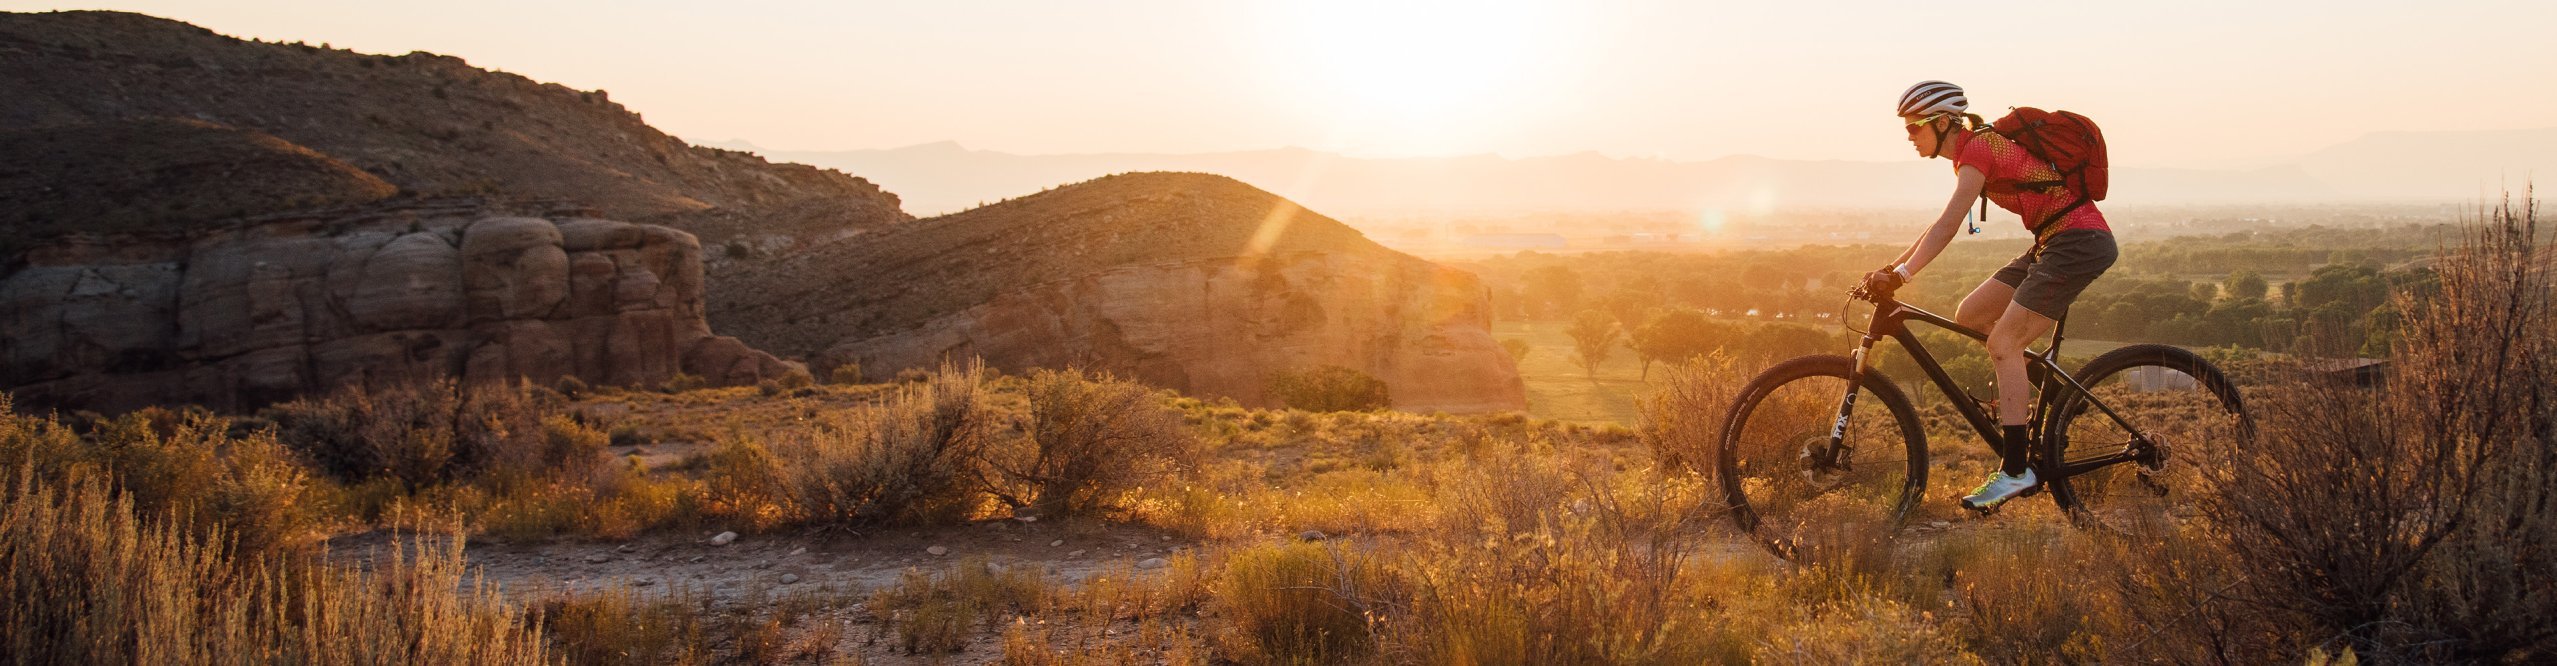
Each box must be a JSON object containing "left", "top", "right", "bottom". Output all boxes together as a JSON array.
[
  {"left": 1986, "top": 301, "right": 2057, "bottom": 475},
  {"left": 1957, "top": 279, "right": 2015, "bottom": 333}
]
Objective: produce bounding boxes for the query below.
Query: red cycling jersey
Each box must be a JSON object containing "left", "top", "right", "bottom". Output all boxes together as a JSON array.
[{"left": 1948, "top": 129, "right": 2109, "bottom": 240}]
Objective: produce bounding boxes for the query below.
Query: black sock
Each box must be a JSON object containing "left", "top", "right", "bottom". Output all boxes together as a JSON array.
[{"left": 2001, "top": 425, "right": 2032, "bottom": 477}]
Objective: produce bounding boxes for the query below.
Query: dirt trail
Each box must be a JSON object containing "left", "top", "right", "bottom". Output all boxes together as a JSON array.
[{"left": 329, "top": 519, "right": 1199, "bottom": 606}]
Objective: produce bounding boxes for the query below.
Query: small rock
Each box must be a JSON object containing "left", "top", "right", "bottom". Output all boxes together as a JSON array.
[
  {"left": 688, "top": 555, "right": 705, "bottom": 564},
  {"left": 1049, "top": 540, "right": 1065, "bottom": 548},
  {"left": 710, "top": 531, "right": 738, "bottom": 546},
  {"left": 1299, "top": 530, "right": 1327, "bottom": 542},
  {"left": 790, "top": 547, "right": 807, "bottom": 556},
  {"left": 585, "top": 554, "right": 612, "bottom": 564},
  {"left": 1929, "top": 521, "right": 1952, "bottom": 529},
  {"left": 616, "top": 544, "right": 635, "bottom": 553},
  {"left": 1137, "top": 557, "right": 1169, "bottom": 570},
  {"left": 1160, "top": 535, "right": 1172, "bottom": 541},
  {"left": 926, "top": 545, "right": 949, "bottom": 557},
  {"left": 633, "top": 579, "right": 656, "bottom": 587},
  {"left": 779, "top": 573, "right": 801, "bottom": 585},
  {"left": 1067, "top": 549, "right": 1087, "bottom": 558}
]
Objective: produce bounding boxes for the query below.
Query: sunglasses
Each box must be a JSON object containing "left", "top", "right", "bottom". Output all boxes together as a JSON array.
[{"left": 1904, "top": 113, "right": 1950, "bottom": 136}]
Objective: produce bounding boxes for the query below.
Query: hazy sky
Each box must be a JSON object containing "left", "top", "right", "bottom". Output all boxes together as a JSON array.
[{"left": 10, "top": 1, "right": 2555, "bottom": 166}]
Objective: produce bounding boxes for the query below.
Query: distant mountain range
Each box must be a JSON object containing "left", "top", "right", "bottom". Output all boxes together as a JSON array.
[{"left": 724, "top": 128, "right": 2555, "bottom": 216}]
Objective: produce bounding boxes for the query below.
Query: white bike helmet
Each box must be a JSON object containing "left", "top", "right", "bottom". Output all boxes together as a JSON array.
[{"left": 1897, "top": 80, "right": 1968, "bottom": 118}]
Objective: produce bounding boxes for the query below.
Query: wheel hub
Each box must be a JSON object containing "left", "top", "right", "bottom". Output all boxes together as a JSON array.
[{"left": 1798, "top": 435, "right": 1852, "bottom": 490}]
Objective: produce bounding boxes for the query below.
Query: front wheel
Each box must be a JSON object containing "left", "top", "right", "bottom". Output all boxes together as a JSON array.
[
  {"left": 2043, "top": 344, "right": 2252, "bottom": 532},
  {"left": 1717, "top": 355, "right": 1928, "bottom": 560}
]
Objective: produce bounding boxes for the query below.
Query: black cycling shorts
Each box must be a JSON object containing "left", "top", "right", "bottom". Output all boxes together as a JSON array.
[{"left": 1991, "top": 229, "right": 2117, "bottom": 320}]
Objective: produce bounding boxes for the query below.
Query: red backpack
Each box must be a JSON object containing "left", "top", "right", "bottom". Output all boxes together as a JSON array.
[{"left": 1986, "top": 107, "right": 2108, "bottom": 233}]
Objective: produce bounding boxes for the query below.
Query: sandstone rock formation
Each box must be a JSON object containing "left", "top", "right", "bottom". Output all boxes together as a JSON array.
[
  {"left": 0, "top": 204, "right": 794, "bottom": 411},
  {"left": 717, "top": 172, "right": 1526, "bottom": 413}
]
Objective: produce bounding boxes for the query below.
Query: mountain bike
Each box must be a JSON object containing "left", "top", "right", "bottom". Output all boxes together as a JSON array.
[{"left": 1716, "top": 279, "right": 2252, "bottom": 560}]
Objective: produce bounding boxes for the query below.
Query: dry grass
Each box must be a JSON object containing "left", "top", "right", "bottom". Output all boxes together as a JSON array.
[
  {"left": 1638, "top": 351, "right": 1744, "bottom": 474},
  {"left": 868, "top": 557, "right": 1057, "bottom": 654},
  {"left": 0, "top": 472, "right": 545, "bottom": 664},
  {"left": 1210, "top": 540, "right": 1399, "bottom": 664},
  {"left": 1, "top": 401, "right": 322, "bottom": 556}
]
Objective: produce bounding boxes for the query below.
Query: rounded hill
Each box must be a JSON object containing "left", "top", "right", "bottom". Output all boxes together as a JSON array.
[
  {"left": 0, "top": 10, "right": 908, "bottom": 245},
  {"left": 714, "top": 171, "right": 1400, "bottom": 353},
  {"left": 714, "top": 171, "right": 1526, "bottom": 412}
]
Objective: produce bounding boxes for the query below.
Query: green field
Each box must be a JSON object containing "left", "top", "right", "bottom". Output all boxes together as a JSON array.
[{"left": 1495, "top": 320, "right": 1672, "bottom": 425}]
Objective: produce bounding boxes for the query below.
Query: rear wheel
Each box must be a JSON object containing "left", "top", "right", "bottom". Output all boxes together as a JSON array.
[
  {"left": 1717, "top": 355, "right": 1928, "bottom": 560},
  {"left": 2042, "top": 344, "right": 2251, "bottom": 532}
]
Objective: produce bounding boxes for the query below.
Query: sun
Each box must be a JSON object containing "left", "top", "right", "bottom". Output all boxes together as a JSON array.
[{"left": 1249, "top": 1, "right": 1576, "bottom": 155}]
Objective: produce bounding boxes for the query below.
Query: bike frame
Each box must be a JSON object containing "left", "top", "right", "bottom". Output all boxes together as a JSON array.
[{"left": 1826, "top": 293, "right": 2156, "bottom": 480}]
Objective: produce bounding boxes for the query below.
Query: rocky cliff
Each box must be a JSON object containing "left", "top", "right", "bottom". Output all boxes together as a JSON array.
[
  {"left": 0, "top": 202, "right": 794, "bottom": 411},
  {"left": 717, "top": 172, "right": 1526, "bottom": 412}
]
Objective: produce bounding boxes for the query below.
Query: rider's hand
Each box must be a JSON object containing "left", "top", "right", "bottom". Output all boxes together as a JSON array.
[{"left": 1860, "top": 268, "right": 1906, "bottom": 295}]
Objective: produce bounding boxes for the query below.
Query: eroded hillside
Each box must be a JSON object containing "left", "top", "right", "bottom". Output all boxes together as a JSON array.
[{"left": 716, "top": 172, "right": 1528, "bottom": 412}]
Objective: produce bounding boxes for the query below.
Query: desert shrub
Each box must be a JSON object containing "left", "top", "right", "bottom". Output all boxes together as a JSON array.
[
  {"left": 1212, "top": 541, "right": 1399, "bottom": 664},
  {"left": 1263, "top": 365, "right": 1390, "bottom": 412},
  {"left": 660, "top": 372, "right": 706, "bottom": 393},
  {"left": 0, "top": 475, "right": 546, "bottom": 664},
  {"left": 827, "top": 361, "right": 865, "bottom": 385},
  {"left": 759, "top": 360, "right": 1001, "bottom": 526},
  {"left": 985, "top": 368, "right": 1197, "bottom": 518},
  {"left": 265, "top": 378, "right": 558, "bottom": 487},
  {"left": 775, "top": 365, "right": 816, "bottom": 390},
  {"left": 1500, "top": 337, "right": 1532, "bottom": 364},
  {"left": 871, "top": 557, "right": 1056, "bottom": 654},
  {"left": 1637, "top": 351, "right": 1743, "bottom": 473},
  {"left": 694, "top": 437, "right": 791, "bottom": 531},
  {"left": 2184, "top": 196, "right": 2557, "bottom": 660},
  {"left": 0, "top": 403, "right": 320, "bottom": 555},
  {"left": 552, "top": 374, "right": 589, "bottom": 399},
  {"left": 525, "top": 414, "right": 607, "bottom": 480}
]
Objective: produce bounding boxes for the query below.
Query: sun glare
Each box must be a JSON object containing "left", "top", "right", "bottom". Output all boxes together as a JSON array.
[{"left": 1251, "top": 1, "right": 1579, "bottom": 155}]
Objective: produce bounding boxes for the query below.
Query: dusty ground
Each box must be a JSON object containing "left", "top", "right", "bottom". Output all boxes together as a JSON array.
[
  {"left": 332, "top": 519, "right": 1196, "bottom": 605},
  {"left": 329, "top": 519, "right": 1206, "bottom": 664}
]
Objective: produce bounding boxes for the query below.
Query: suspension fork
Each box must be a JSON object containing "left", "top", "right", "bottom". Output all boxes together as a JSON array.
[{"left": 1819, "top": 333, "right": 1886, "bottom": 468}]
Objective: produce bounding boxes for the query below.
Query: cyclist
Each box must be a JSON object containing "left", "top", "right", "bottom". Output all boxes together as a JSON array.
[{"left": 1865, "top": 80, "right": 2118, "bottom": 511}]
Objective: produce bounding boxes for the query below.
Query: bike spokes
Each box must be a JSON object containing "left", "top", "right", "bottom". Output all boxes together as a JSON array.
[{"left": 1722, "top": 360, "right": 1925, "bottom": 561}]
